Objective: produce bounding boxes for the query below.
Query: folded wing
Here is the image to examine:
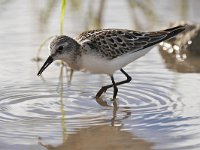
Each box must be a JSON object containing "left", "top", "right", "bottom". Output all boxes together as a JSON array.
[{"left": 76, "top": 25, "right": 186, "bottom": 59}]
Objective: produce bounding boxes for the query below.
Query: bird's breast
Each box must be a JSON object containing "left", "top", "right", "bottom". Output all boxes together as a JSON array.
[{"left": 80, "top": 54, "right": 117, "bottom": 75}]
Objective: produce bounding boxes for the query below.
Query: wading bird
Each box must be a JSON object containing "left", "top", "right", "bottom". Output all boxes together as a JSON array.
[{"left": 37, "top": 25, "right": 186, "bottom": 99}]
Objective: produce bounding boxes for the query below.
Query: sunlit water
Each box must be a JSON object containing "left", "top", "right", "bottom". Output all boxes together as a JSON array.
[{"left": 0, "top": 0, "right": 200, "bottom": 150}]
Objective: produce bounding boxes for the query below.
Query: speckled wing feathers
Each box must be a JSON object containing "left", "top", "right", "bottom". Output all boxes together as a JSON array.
[{"left": 75, "top": 26, "right": 185, "bottom": 59}]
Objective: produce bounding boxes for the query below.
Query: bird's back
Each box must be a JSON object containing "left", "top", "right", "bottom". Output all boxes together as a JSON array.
[{"left": 75, "top": 26, "right": 186, "bottom": 60}]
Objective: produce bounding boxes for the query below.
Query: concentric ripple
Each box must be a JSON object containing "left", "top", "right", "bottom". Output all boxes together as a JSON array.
[
  {"left": 0, "top": 81, "right": 108, "bottom": 146},
  {"left": 0, "top": 69, "right": 200, "bottom": 150},
  {"left": 113, "top": 70, "right": 200, "bottom": 150}
]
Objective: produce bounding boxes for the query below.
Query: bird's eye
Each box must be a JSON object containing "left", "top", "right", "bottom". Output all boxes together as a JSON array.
[{"left": 57, "top": 46, "right": 63, "bottom": 53}]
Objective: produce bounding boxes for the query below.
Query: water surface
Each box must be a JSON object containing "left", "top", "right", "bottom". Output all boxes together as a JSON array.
[{"left": 0, "top": 0, "right": 200, "bottom": 150}]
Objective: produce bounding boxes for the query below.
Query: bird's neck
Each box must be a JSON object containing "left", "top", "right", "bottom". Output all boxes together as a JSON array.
[{"left": 63, "top": 48, "right": 82, "bottom": 71}]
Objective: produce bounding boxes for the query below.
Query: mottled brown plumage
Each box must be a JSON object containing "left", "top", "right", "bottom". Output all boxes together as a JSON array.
[{"left": 75, "top": 26, "right": 185, "bottom": 59}]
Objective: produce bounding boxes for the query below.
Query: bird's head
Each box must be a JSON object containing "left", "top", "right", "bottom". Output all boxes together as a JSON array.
[{"left": 37, "top": 35, "right": 80, "bottom": 76}]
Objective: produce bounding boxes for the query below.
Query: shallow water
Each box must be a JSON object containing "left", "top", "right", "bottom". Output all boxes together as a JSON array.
[{"left": 0, "top": 0, "right": 200, "bottom": 150}]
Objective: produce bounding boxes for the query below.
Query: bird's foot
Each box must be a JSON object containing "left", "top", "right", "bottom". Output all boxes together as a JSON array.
[{"left": 96, "top": 87, "right": 108, "bottom": 98}]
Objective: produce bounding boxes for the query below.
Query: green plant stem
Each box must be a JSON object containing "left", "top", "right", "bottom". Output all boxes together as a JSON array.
[{"left": 60, "top": 0, "right": 67, "bottom": 34}]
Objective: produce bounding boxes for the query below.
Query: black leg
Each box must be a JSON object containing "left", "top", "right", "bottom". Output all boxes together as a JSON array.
[
  {"left": 111, "top": 76, "right": 118, "bottom": 99},
  {"left": 96, "top": 69, "right": 132, "bottom": 98}
]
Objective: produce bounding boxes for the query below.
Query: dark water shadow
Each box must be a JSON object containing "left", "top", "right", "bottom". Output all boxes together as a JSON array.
[{"left": 159, "top": 48, "right": 200, "bottom": 73}]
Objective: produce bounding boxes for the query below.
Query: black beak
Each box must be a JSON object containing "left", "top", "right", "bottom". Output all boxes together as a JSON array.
[{"left": 37, "top": 56, "right": 54, "bottom": 76}]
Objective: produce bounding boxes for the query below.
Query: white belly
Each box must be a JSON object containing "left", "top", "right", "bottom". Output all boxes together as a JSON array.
[{"left": 81, "top": 46, "right": 153, "bottom": 75}]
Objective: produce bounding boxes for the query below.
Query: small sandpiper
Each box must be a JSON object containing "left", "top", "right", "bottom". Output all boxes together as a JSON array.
[{"left": 37, "top": 25, "right": 186, "bottom": 99}]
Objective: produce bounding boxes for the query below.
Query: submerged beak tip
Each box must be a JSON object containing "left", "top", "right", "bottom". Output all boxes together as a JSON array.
[{"left": 37, "top": 70, "right": 42, "bottom": 76}]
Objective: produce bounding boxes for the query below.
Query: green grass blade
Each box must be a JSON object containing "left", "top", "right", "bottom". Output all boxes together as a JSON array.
[{"left": 60, "top": 0, "right": 67, "bottom": 34}]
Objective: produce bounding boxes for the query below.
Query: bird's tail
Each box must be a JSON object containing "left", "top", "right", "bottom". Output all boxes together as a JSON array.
[
  {"left": 162, "top": 25, "right": 187, "bottom": 40},
  {"left": 141, "top": 25, "right": 187, "bottom": 49}
]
